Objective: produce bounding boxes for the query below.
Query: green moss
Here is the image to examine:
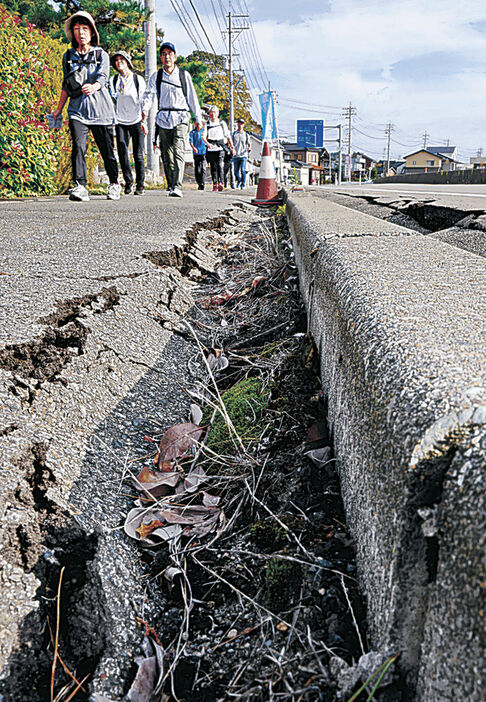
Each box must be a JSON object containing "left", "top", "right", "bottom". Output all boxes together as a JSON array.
[
  {"left": 249, "top": 520, "right": 287, "bottom": 551},
  {"left": 203, "top": 377, "right": 269, "bottom": 455},
  {"left": 264, "top": 556, "right": 300, "bottom": 612}
]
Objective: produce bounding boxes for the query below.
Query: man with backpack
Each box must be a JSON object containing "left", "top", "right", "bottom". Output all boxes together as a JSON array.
[
  {"left": 141, "top": 42, "right": 202, "bottom": 198},
  {"left": 110, "top": 50, "right": 146, "bottom": 195}
]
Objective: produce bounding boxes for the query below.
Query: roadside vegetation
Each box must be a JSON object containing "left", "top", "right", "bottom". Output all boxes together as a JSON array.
[{"left": 0, "top": 1, "right": 258, "bottom": 199}]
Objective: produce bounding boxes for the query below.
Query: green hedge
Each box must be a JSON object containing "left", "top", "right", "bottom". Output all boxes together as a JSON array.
[{"left": 0, "top": 5, "right": 81, "bottom": 197}]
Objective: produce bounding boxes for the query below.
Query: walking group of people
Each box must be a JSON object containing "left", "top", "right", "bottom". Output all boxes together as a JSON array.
[
  {"left": 52, "top": 10, "right": 251, "bottom": 202},
  {"left": 189, "top": 109, "right": 251, "bottom": 192}
]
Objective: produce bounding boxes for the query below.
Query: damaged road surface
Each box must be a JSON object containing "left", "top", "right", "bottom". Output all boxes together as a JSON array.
[
  {"left": 0, "top": 192, "right": 377, "bottom": 702},
  {"left": 0, "top": 192, "right": 372, "bottom": 702},
  {"left": 0, "top": 190, "right": 255, "bottom": 698}
]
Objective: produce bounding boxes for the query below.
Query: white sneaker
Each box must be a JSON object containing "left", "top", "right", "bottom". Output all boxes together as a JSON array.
[
  {"left": 107, "top": 183, "right": 122, "bottom": 200},
  {"left": 69, "top": 183, "right": 89, "bottom": 202},
  {"left": 169, "top": 187, "right": 183, "bottom": 198}
]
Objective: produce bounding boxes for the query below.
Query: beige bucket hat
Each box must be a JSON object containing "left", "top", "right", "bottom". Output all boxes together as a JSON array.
[
  {"left": 111, "top": 50, "right": 133, "bottom": 70},
  {"left": 64, "top": 11, "right": 100, "bottom": 47}
]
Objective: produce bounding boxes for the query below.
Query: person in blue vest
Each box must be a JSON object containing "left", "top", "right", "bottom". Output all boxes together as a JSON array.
[
  {"left": 141, "top": 42, "right": 202, "bottom": 198},
  {"left": 110, "top": 50, "right": 146, "bottom": 195},
  {"left": 189, "top": 120, "right": 209, "bottom": 190}
]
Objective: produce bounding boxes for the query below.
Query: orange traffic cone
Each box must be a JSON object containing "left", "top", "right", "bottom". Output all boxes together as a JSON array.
[{"left": 251, "top": 142, "right": 283, "bottom": 206}]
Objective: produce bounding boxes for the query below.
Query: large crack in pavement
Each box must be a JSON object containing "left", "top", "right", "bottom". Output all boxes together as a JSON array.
[
  {"left": 323, "top": 191, "right": 486, "bottom": 258},
  {"left": 0, "top": 203, "right": 265, "bottom": 699}
]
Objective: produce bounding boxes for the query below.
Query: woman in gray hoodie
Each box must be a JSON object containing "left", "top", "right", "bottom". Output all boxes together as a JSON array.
[{"left": 52, "top": 11, "right": 120, "bottom": 202}]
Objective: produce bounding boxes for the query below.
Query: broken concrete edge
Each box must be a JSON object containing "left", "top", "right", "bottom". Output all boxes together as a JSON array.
[
  {"left": 0, "top": 202, "right": 257, "bottom": 697},
  {"left": 284, "top": 190, "right": 486, "bottom": 700}
]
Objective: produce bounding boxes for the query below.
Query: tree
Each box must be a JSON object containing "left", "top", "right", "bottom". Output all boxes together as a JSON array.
[
  {"left": 1, "top": 0, "right": 148, "bottom": 68},
  {"left": 0, "top": 0, "right": 59, "bottom": 32}
]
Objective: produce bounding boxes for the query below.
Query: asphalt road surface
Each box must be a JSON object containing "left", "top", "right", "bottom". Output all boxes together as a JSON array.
[
  {"left": 317, "top": 182, "right": 486, "bottom": 209},
  {"left": 0, "top": 186, "right": 257, "bottom": 691}
]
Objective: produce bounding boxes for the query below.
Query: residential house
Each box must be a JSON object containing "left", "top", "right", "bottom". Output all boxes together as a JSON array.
[
  {"left": 351, "top": 151, "right": 376, "bottom": 179},
  {"left": 403, "top": 145, "right": 461, "bottom": 173},
  {"left": 282, "top": 143, "right": 330, "bottom": 184},
  {"left": 375, "top": 160, "right": 405, "bottom": 177},
  {"left": 470, "top": 155, "right": 486, "bottom": 169}
]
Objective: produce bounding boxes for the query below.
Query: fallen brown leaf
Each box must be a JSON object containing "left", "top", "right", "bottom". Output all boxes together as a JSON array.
[
  {"left": 136, "top": 520, "right": 164, "bottom": 540},
  {"left": 158, "top": 422, "right": 204, "bottom": 463}
]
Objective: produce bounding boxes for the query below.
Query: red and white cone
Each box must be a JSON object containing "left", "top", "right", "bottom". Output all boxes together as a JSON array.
[{"left": 251, "top": 142, "right": 283, "bottom": 206}]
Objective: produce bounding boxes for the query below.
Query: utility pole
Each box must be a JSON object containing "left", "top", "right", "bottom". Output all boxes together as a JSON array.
[
  {"left": 228, "top": 11, "right": 234, "bottom": 133},
  {"left": 422, "top": 130, "right": 429, "bottom": 150},
  {"left": 144, "top": 0, "right": 159, "bottom": 175},
  {"left": 343, "top": 102, "right": 356, "bottom": 181},
  {"left": 269, "top": 84, "right": 283, "bottom": 183},
  {"left": 385, "top": 122, "right": 394, "bottom": 175},
  {"left": 226, "top": 11, "right": 248, "bottom": 133},
  {"left": 338, "top": 124, "right": 342, "bottom": 184}
]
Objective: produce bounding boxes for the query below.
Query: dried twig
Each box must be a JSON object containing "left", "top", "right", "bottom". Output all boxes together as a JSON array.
[
  {"left": 341, "top": 575, "right": 366, "bottom": 657},
  {"left": 244, "top": 478, "right": 313, "bottom": 560},
  {"left": 50, "top": 566, "right": 65, "bottom": 702}
]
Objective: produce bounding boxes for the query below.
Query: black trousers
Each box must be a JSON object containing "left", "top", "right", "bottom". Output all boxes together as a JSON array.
[
  {"left": 206, "top": 150, "right": 224, "bottom": 184},
  {"left": 193, "top": 154, "right": 206, "bottom": 187},
  {"left": 116, "top": 122, "right": 145, "bottom": 188},
  {"left": 69, "top": 119, "right": 118, "bottom": 186},
  {"left": 223, "top": 152, "right": 235, "bottom": 187}
]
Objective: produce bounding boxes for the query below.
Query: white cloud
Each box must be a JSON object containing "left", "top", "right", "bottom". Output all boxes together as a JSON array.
[{"left": 156, "top": 0, "right": 486, "bottom": 155}]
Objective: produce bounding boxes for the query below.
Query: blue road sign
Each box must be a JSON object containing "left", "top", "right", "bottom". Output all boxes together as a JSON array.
[{"left": 297, "top": 120, "right": 324, "bottom": 148}]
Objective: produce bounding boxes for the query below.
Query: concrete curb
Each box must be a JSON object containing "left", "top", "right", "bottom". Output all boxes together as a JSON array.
[{"left": 286, "top": 191, "right": 486, "bottom": 700}]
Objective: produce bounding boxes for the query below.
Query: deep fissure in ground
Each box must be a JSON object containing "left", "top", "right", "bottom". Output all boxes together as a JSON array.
[
  {"left": 326, "top": 190, "right": 485, "bottom": 234},
  {"left": 123, "top": 208, "right": 369, "bottom": 701},
  {"left": 1, "top": 207, "right": 372, "bottom": 701}
]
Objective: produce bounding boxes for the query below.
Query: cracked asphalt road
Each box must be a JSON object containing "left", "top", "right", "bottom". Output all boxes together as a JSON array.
[
  {"left": 0, "top": 187, "right": 258, "bottom": 695},
  {"left": 0, "top": 189, "right": 248, "bottom": 344}
]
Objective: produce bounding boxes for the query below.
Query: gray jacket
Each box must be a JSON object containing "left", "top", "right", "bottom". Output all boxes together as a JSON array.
[{"left": 63, "top": 48, "right": 115, "bottom": 126}]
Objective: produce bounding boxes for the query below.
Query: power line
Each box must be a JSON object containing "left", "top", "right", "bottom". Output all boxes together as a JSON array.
[
  {"left": 169, "top": 0, "right": 204, "bottom": 50},
  {"left": 354, "top": 126, "right": 384, "bottom": 141},
  {"left": 187, "top": 0, "right": 219, "bottom": 55}
]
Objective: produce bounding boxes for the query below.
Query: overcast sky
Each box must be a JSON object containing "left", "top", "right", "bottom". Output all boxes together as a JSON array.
[{"left": 156, "top": 0, "right": 486, "bottom": 162}]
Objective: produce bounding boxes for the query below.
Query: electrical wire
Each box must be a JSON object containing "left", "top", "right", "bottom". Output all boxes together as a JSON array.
[
  {"left": 187, "top": 0, "right": 219, "bottom": 55},
  {"left": 169, "top": 0, "right": 204, "bottom": 51}
]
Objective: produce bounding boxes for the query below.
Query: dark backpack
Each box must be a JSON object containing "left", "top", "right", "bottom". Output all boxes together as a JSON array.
[
  {"left": 155, "top": 67, "right": 189, "bottom": 111},
  {"left": 64, "top": 48, "right": 102, "bottom": 98}
]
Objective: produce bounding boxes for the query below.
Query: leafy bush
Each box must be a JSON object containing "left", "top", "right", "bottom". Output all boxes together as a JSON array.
[{"left": 0, "top": 5, "right": 73, "bottom": 197}]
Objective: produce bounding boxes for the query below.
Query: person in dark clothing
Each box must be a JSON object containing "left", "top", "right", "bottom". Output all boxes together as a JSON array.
[
  {"left": 189, "top": 120, "right": 208, "bottom": 190},
  {"left": 223, "top": 149, "right": 235, "bottom": 189}
]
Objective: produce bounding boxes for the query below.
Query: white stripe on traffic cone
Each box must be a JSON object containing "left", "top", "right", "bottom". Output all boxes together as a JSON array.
[{"left": 251, "top": 142, "right": 283, "bottom": 206}]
